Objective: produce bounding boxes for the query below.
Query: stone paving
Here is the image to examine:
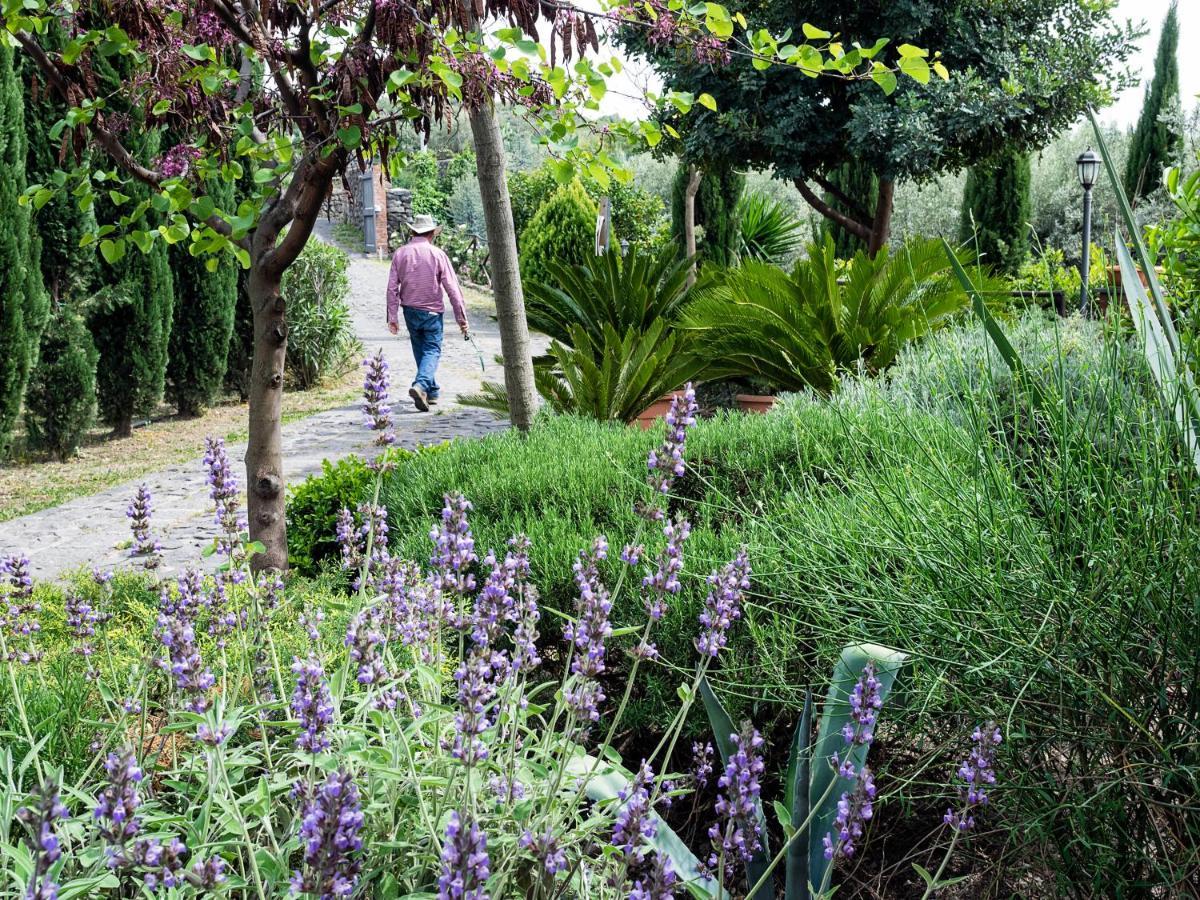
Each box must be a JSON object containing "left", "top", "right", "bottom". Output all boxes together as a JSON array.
[{"left": 0, "top": 224, "right": 522, "bottom": 580}]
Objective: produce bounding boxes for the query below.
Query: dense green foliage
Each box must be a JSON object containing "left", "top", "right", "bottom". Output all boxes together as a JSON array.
[
  {"left": 819, "top": 160, "right": 878, "bottom": 257},
  {"left": 0, "top": 41, "right": 50, "bottom": 454},
  {"left": 282, "top": 241, "right": 360, "bottom": 389},
  {"left": 23, "top": 304, "right": 98, "bottom": 461},
  {"left": 670, "top": 164, "right": 743, "bottom": 266},
  {"left": 1124, "top": 1, "right": 1181, "bottom": 199},
  {"left": 735, "top": 191, "right": 805, "bottom": 265},
  {"left": 680, "top": 236, "right": 971, "bottom": 392},
  {"left": 518, "top": 179, "right": 597, "bottom": 288},
  {"left": 959, "top": 147, "right": 1032, "bottom": 275},
  {"left": 391, "top": 149, "right": 477, "bottom": 221},
  {"left": 167, "top": 178, "right": 239, "bottom": 416}
]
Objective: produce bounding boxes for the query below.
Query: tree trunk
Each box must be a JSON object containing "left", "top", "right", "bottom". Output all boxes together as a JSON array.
[
  {"left": 684, "top": 164, "right": 702, "bottom": 287},
  {"left": 112, "top": 411, "right": 133, "bottom": 439},
  {"left": 468, "top": 101, "right": 537, "bottom": 431},
  {"left": 245, "top": 262, "right": 288, "bottom": 571},
  {"left": 866, "top": 179, "right": 896, "bottom": 258}
]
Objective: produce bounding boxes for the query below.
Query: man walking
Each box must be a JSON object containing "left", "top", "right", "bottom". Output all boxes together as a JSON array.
[{"left": 386, "top": 213, "right": 470, "bottom": 411}]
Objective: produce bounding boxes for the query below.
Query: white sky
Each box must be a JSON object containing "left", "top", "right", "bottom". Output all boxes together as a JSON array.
[{"left": 598, "top": 0, "right": 1200, "bottom": 127}]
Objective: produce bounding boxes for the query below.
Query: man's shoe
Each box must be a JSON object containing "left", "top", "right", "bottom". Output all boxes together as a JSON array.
[
  {"left": 427, "top": 396, "right": 439, "bottom": 406},
  {"left": 409, "top": 385, "right": 429, "bottom": 412}
]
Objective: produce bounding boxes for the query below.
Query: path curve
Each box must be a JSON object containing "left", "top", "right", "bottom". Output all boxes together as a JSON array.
[{"left": 1, "top": 226, "right": 523, "bottom": 580}]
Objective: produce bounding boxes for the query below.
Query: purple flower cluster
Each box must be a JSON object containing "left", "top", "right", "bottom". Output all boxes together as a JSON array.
[
  {"left": 520, "top": 828, "right": 566, "bottom": 875},
  {"left": 507, "top": 536, "right": 541, "bottom": 673},
  {"left": 642, "top": 514, "right": 691, "bottom": 621},
  {"left": 695, "top": 550, "right": 751, "bottom": 658},
  {"left": 630, "top": 854, "right": 677, "bottom": 900},
  {"left": 345, "top": 608, "right": 388, "bottom": 685},
  {"left": 291, "top": 655, "right": 335, "bottom": 755},
  {"left": 944, "top": 723, "right": 1002, "bottom": 831},
  {"left": 203, "top": 436, "right": 245, "bottom": 571},
  {"left": 612, "top": 761, "right": 657, "bottom": 866},
  {"left": 64, "top": 592, "right": 98, "bottom": 665},
  {"left": 840, "top": 662, "right": 882, "bottom": 756},
  {"left": 17, "top": 782, "right": 68, "bottom": 900},
  {"left": 197, "top": 720, "right": 234, "bottom": 746},
  {"left": 438, "top": 810, "right": 490, "bottom": 900},
  {"left": 126, "top": 484, "right": 161, "bottom": 561},
  {"left": 451, "top": 649, "right": 499, "bottom": 765},
  {"left": 94, "top": 748, "right": 144, "bottom": 864},
  {"left": 691, "top": 741, "right": 714, "bottom": 788},
  {"left": 128, "top": 836, "right": 189, "bottom": 890},
  {"left": 158, "top": 143, "right": 201, "bottom": 178},
  {"left": 562, "top": 537, "right": 612, "bottom": 724},
  {"left": 156, "top": 613, "right": 214, "bottom": 713},
  {"left": 823, "top": 767, "right": 876, "bottom": 860},
  {"left": 362, "top": 350, "right": 396, "bottom": 446},
  {"left": 431, "top": 493, "right": 478, "bottom": 603},
  {"left": 641, "top": 384, "right": 698, "bottom": 519},
  {"left": 472, "top": 550, "right": 516, "bottom": 651},
  {"left": 337, "top": 503, "right": 391, "bottom": 591},
  {"left": 0, "top": 554, "right": 41, "bottom": 664},
  {"left": 291, "top": 769, "right": 364, "bottom": 900},
  {"left": 708, "top": 725, "right": 765, "bottom": 865}
]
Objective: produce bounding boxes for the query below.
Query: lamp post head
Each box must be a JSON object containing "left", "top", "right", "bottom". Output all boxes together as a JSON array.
[{"left": 1077, "top": 148, "right": 1101, "bottom": 190}]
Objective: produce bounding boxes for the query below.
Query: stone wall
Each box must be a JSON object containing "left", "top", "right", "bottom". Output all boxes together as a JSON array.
[
  {"left": 386, "top": 188, "right": 413, "bottom": 249},
  {"left": 324, "top": 163, "right": 402, "bottom": 255}
]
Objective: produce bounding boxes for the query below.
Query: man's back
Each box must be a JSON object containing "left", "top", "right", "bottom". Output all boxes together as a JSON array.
[{"left": 386, "top": 235, "right": 467, "bottom": 328}]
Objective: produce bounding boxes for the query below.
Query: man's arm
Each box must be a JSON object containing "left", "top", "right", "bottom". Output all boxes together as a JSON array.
[
  {"left": 438, "top": 252, "right": 470, "bottom": 332},
  {"left": 386, "top": 250, "right": 402, "bottom": 328}
]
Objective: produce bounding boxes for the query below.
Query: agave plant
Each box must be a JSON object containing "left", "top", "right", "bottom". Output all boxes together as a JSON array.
[
  {"left": 736, "top": 191, "right": 806, "bottom": 265},
  {"left": 680, "top": 235, "right": 975, "bottom": 393},
  {"left": 525, "top": 243, "right": 696, "bottom": 348}
]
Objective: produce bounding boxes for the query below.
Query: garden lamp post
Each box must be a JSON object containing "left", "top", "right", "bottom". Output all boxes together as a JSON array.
[{"left": 1077, "top": 148, "right": 1101, "bottom": 315}]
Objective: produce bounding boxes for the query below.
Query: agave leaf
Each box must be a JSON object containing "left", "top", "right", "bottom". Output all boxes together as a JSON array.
[
  {"left": 809, "top": 644, "right": 910, "bottom": 896},
  {"left": 568, "top": 754, "right": 725, "bottom": 899},
  {"left": 784, "top": 691, "right": 813, "bottom": 900},
  {"left": 698, "top": 677, "right": 773, "bottom": 900}
]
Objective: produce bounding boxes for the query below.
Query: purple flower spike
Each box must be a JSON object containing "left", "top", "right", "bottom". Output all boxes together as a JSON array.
[
  {"left": 203, "top": 436, "right": 245, "bottom": 571},
  {"left": 291, "top": 655, "right": 335, "bottom": 755},
  {"left": 17, "top": 781, "right": 69, "bottom": 900},
  {"left": 64, "top": 592, "right": 99, "bottom": 674},
  {"left": 94, "top": 748, "right": 144, "bottom": 865},
  {"left": 156, "top": 614, "right": 214, "bottom": 713},
  {"left": 691, "top": 741, "right": 714, "bottom": 788},
  {"left": 431, "top": 493, "right": 478, "bottom": 603},
  {"left": 0, "top": 554, "right": 42, "bottom": 665},
  {"left": 695, "top": 549, "right": 751, "bottom": 658},
  {"left": 520, "top": 829, "right": 566, "bottom": 875},
  {"left": 291, "top": 769, "right": 364, "bottom": 899},
  {"left": 346, "top": 607, "right": 389, "bottom": 685},
  {"left": 707, "top": 725, "right": 765, "bottom": 865},
  {"left": 944, "top": 722, "right": 1002, "bottom": 832},
  {"left": 631, "top": 853, "right": 677, "bottom": 900},
  {"left": 126, "top": 484, "right": 161, "bottom": 561},
  {"left": 640, "top": 384, "right": 699, "bottom": 520},
  {"left": 508, "top": 538, "right": 541, "bottom": 674},
  {"left": 438, "top": 810, "right": 490, "bottom": 900},
  {"left": 186, "top": 855, "right": 227, "bottom": 890},
  {"left": 643, "top": 514, "right": 691, "bottom": 620},
  {"left": 197, "top": 721, "right": 234, "bottom": 746},
  {"left": 562, "top": 537, "right": 612, "bottom": 724},
  {"left": 840, "top": 662, "right": 883, "bottom": 754},
  {"left": 822, "top": 766, "right": 876, "bottom": 860},
  {"left": 363, "top": 350, "right": 396, "bottom": 446},
  {"left": 612, "top": 761, "right": 657, "bottom": 866}
]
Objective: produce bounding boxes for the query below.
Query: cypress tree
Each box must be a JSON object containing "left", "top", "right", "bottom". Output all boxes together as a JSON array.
[
  {"left": 959, "top": 147, "right": 1032, "bottom": 275},
  {"left": 88, "top": 54, "right": 174, "bottom": 438},
  {"left": 671, "top": 164, "right": 744, "bottom": 266},
  {"left": 0, "top": 41, "right": 50, "bottom": 454},
  {"left": 168, "top": 176, "right": 238, "bottom": 417},
  {"left": 518, "top": 179, "right": 597, "bottom": 287},
  {"left": 820, "top": 160, "right": 879, "bottom": 258},
  {"left": 25, "top": 307, "right": 98, "bottom": 461},
  {"left": 1124, "top": 1, "right": 1181, "bottom": 200}
]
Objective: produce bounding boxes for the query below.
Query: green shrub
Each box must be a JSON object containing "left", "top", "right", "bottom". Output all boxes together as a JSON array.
[
  {"left": 959, "top": 147, "right": 1032, "bottom": 275},
  {"left": 282, "top": 241, "right": 361, "bottom": 389},
  {"left": 518, "top": 179, "right": 597, "bottom": 288},
  {"left": 24, "top": 304, "right": 99, "bottom": 460},
  {"left": 670, "top": 164, "right": 743, "bottom": 266},
  {"left": 735, "top": 191, "right": 805, "bottom": 265}
]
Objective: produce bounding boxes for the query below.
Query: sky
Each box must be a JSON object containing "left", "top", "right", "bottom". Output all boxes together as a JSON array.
[{"left": 598, "top": 0, "right": 1200, "bottom": 127}]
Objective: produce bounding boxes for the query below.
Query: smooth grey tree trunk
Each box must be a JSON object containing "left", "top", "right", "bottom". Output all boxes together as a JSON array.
[
  {"left": 684, "top": 164, "right": 702, "bottom": 287},
  {"left": 468, "top": 100, "right": 538, "bottom": 430}
]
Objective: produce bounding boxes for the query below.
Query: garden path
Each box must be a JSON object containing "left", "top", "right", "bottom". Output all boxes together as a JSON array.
[{"left": 1, "top": 225, "right": 520, "bottom": 580}]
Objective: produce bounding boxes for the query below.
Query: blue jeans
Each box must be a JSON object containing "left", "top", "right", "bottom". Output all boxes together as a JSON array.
[{"left": 402, "top": 306, "right": 443, "bottom": 399}]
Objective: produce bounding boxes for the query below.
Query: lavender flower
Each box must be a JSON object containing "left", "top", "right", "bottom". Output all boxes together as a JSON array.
[
  {"left": 291, "top": 769, "right": 364, "bottom": 899},
  {"left": 562, "top": 537, "right": 612, "bottom": 724},
  {"left": 640, "top": 384, "right": 698, "bottom": 519},
  {"left": 185, "top": 855, "right": 227, "bottom": 890},
  {"left": 451, "top": 649, "right": 498, "bottom": 765},
  {"left": 203, "top": 436, "right": 245, "bottom": 571},
  {"left": 160, "top": 569, "right": 205, "bottom": 620},
  {"left": 438, "top": 811, "right": 490, "bottom": 900},
  {"left": 642, "top": 514, "right": 691, "bottom": 622},
  {"left": 708, "top": 725, "right": 765, "bottom": 865},
  {"left": 300, "top": 606, "right": 325, "bottom": 644},
  {"left": 431, "top": 493, "right": 478, "bottom": 603},
  {"left": 129, "top": 836, "right": 188, "bottom": 890},
  {"left": 612, "top": 761, "right": 657, "bottom": 865},
  {"left": 508, "top": 536, "right": 541, "bottom": 673},
  {"left": 17, "top": 782, "right": 69, "bottom": 900},
  {"left": 291, "top": 655, "right": 334, "bottom": 755},
  {"left": 691, "top": 741, "right": 714, "bottom": 788},
  {"left": 197, "top": 721, "right": 234, "bottom": 746},
  {"left": 363, "top": 350, "right": 396, "bottom": 446},
  {"left": 156, "top": 615, "right": 215, "bottom": 713},
  {"left": 94, "top": 748, "right": 144, "bottom": 864},
  {"left": 822, "top": 766, "right": 876, "bottom": 860},
  {"left": 837, "top": 663, "right": 882, "bottom": 777},
  {"left": 64, "top": 592, "right": 98, "bottom": 670},
  {"left": 695, "top": 550, "right": 751, "bottom": 658},
  {"left": 258, "top": 569, "right": 284, "bottom": 616},
  {"left": 345, "top": 608, "right": 388, "bottom": 685},
  {"left": 472, "top": 550, "right": 515, "bottom": 650},
  {"left": 519, "top": 828, "right": 566, "bottom": 875},
  {"left": 336, "top": 507, "right": 360, "bottom": 572},
  {"left": 944, "top": 723, "right": 1002, "bottom": 832},
  {"left": 630, "top": 854, "right": 677, "bottom": 900},
  {"left": 2, "top": 554, "right": 43, "bottom": 664},
  {"left": 489, "top": 774, "right": 526, "bottom": 804},
  {"left": 126, "top": 484, "right": 161, "bottom": 561}
]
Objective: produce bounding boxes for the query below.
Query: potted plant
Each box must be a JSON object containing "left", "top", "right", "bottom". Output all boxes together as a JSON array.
[{"left": 734, "top": 377, "right": 778, "bottom": 414}]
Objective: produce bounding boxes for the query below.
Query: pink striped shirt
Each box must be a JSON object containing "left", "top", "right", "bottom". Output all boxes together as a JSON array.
[{"left": 385, "top": 235, "right": 468, "bottom": 327}]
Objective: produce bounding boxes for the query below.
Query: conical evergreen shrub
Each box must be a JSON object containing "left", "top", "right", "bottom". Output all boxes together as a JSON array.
[
  {"left": 519, "top": 179, "right": 597, "bottom": 288},
  {"left": 25, "top": 305, "right": 99, "bottom": 461},
  {"left": 0, "top": 41, "right": 50, "bottom": 454},
  {"left": 959, "top": 147, "right": 1032, "bottom": 275},
  {"left": 1124, "top": 1, "right": 1180, "bottom": 200},
  {"left": 670, "top": 165, "right": 744, "bottom": 266},
  {"left": 819, "top": 160, "right": 879, "bottom": 258}
]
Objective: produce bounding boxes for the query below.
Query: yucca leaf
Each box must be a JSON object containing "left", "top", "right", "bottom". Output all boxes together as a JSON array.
[
  {"left": 698, "top": 677, "right": 773, "bottom": 900},
  {"left": 569, "top": 754, "right": 725, "bottom": 899},
  {"left": 784, "top": 691, "right": 813, "bottom": 900},
  {"left": 809, "top": 644, "right": 909, "bottom": 896}
]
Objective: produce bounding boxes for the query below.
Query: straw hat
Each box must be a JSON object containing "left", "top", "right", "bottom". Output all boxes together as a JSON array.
[{"left": 408, "top": 214, "right": 440, "bottom": 234}]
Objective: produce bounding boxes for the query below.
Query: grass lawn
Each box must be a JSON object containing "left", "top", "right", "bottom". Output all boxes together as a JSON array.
[{"left": 0, "top": 370, "right": 361, "bottom": 523}]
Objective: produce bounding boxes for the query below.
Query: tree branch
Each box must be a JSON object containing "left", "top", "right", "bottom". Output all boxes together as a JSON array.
[
  {"left": 809, "top": 171, "right": 872, "bottom": 224},
  {"left": 793, "top": 177, "right": 872, "bottom": 243},
  {"left": 261, "top": 150, "right": 342, "bottom": 278}
]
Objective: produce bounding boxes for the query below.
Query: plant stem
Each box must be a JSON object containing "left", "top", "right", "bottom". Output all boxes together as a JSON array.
[{"left": 918, "top": 827, "right": 962, "bottom": 900}]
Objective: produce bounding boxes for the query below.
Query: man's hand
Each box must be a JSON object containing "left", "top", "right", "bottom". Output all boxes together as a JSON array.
[
  {"left": 388, "top": 322, "right": 399, "bottom": 335},
  {"left": 459, "top": 322, "right": 470, "bottom": 339}
]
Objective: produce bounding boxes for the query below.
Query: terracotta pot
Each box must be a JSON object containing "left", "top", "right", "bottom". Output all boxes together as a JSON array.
[
  {"left": 735, "top": 393, "right": 776, "bottom": 414},
  {"left": 634, "top": 390, "right": 685, "bottom": 430}
]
